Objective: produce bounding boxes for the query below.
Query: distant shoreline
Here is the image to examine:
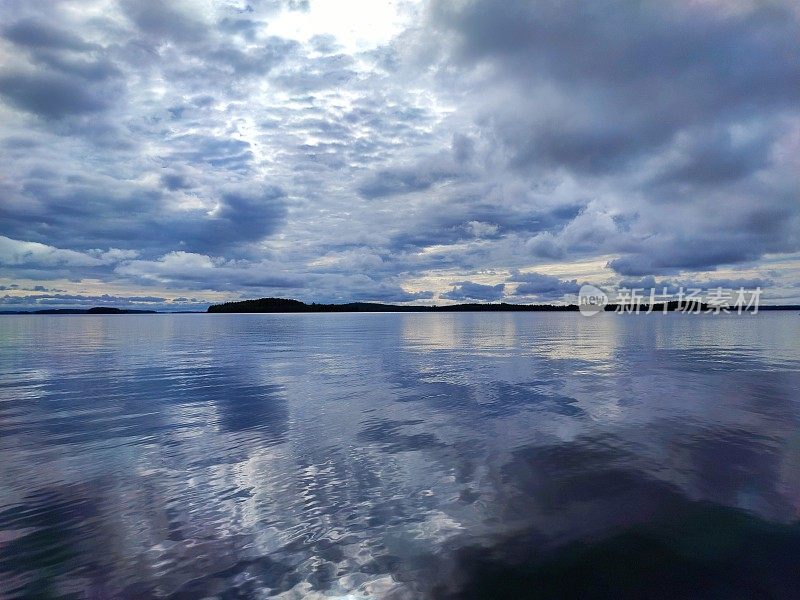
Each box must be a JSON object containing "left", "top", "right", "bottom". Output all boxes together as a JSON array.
[
  {"left": 2, "top": 297, "right": 799, "bottom": 315},
  {"left": 0, "top": 307, "right": 158, "bottom": 315},
  {"left": 207, "top": 297, "right": 799, "bottom": 313}
]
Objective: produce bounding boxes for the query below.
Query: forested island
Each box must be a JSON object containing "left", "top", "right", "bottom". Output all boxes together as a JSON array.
[
  {"left": 207, "top": 297, "right": 797, "bottom": 313},
  {"left": 207, "top": 297, "right": 578, "bottom": 313}
]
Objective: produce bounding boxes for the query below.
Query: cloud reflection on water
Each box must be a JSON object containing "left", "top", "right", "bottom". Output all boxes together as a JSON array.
[{"left": 0, "top": 313, "right": 799, "bottom": 598}]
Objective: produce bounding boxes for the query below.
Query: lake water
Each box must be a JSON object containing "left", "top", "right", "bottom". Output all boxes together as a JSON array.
[{"left": 1, "top": 312, "right": 800, "bottom": 599}]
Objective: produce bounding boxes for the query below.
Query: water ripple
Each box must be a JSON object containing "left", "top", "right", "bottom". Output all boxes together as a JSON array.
[{"left": 1, "top": 313, "right": 799, "bottom": 598}]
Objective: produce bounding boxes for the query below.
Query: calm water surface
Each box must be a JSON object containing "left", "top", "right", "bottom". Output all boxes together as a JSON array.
[{"left": 1, "top": 313, "right": 800, "bottom": 598}]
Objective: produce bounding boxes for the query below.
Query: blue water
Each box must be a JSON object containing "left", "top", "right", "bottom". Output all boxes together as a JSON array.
[{"left": 1, "top": 313, "right": 800, "bottom": 598}]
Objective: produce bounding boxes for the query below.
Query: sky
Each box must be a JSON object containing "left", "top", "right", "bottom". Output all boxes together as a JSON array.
[{"left": 1, "top": 0, "right": 799, "bottom": 310}]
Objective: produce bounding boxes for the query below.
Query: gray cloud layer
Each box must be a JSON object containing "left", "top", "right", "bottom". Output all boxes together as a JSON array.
[{"left": 0, "top": 0, "right": 798, "bottom": 308}]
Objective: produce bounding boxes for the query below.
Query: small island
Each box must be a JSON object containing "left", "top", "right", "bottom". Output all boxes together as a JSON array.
[{"left": 1, "top": 307, "right": 157, "bottom": 315}]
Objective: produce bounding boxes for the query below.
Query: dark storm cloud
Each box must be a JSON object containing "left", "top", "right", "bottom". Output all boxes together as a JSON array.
[
  {"left": 32, "top": 52, "right": 121, "bottom": 82},
  {"left": 508, "top": 271, "right": 580, "bottom": 299},
  {"left": 174, "top": 188, "right": 288, "bottom": 253},
  {"left": 2, "top": 17, "right": 119, "bottom": 82},
  {"left": 1, "top": 174, "right": 156, "bottom": 253},
  {"left": 114, "top": 251, "right": 306, "bottom": 291},
  {"left": 120, "top": 0, "right": 209, "bottom": 43},
  {"left": 347, "top": 285, "right": 434, "bottom": 303},
  {"left": 431, "top": 0, "right": 800, "bottom": 174},
  {"left": 2, "top": 18, "right": 98, "bottom": 51},
  {"left": 607, "top": 207, "right": 798, "bottom": 276},
  {"left": 358, "top": 164, "right": 459, "bottom": 199},
  {"left": 115, "top": 2, "right": 299, "bottom": 87},
  {"left": 1, "top": 169, "right": 287, "bottom": 258},
  {"left": 524, "top": 232, "right": 565, "bottom": 260},
  {"left": 650, "top": 123, "right": 775, "bottom": 187},
  {"left": 608, "top": 250, "right": 745, "bottom": 278},
  {"left": 441, "top": 281, "right": 505, "bottom": 301},
  {"left": 388, "top": 200, "right": 582, "bottom": 253},
  {"left": 419, "top": 0, "right": 800, "bottom": 276},
  {"left": 160, "top": 172, "right": 191, "bottom": 191},
  {"left": 0, "top": 13, "right": 124, "bottom": 123},
  {"left": 0, "top": 72, "right": 110, "bottom": 119}
]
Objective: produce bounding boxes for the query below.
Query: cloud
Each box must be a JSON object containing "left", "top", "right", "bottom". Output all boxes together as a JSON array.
[
  {"left": 0, "top": 293, "right": 166, "bottom": 306},
  {"left": 160, "top": 172, "right": 191, "bottom": 191},
  {"left": 0, "top": 71, "right": 110, "bottom": 118},
  {"left": 1, "top": 171, "right": 288, "bottom": 258},
  {"left": 347, "top": 285, "right": 434, "bottom": 303},
  {"left": 430, "top": 0, "right": 800, "bottom": 173},
  {"left": 0, "top": 235, "right": 131, "bottom": 269},
  {"left": 441, "top": 281, "right": 505, "bottom": 301},
  {"left": 165, "top": 135, "right": 255, "bottom": 171},
  {"left": 178, "top": 188, "right": 288, "bottom": 252},
  {"left": 358, "top": 160, "right": 461, "bottom": 199},
  {"left": 508, "top": 271, "right": 580, "bottom": 299},
  {"left": 2, "top": 18, "right": 97, "bottom": 51},
  {"left": 0, "top": 0, "right": 798, "bottom": 304},
  {"left": 120, "top": 0, "right": 209, "bottom": 43},
  {"left": 616, "top": 275, "right": 770, "bottom": 293},
  {"left": 115, "top": 250, "right": 305, "bottom": 292},
  {"left": 524, "top": 232, "right": 565, "bottom": 260},
  {"left": 420, "top": 0, "right": 800, "bottom": 274}
]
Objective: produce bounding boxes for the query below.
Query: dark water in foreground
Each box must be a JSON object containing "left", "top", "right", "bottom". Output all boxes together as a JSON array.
[{"left": 1, "top": 313, "right": 800, "bottom": 599}]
